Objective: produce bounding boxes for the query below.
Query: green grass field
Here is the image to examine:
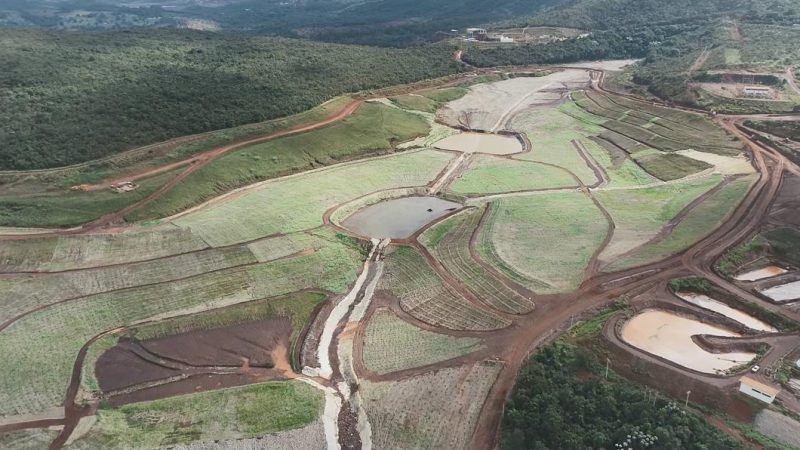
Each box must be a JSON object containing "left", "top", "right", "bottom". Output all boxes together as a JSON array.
[
  {"left": 632, "top": 151, "right": 713, "bottom": 181},
  {"left": 0, "top": 225, "right": 210, "bottom": 272},
  {"left": 390, "top": 94, "right": 440, "bottom": 113},
  {"left": 130, "top": 102, "right": 432, "bottom": 221},
  {"left": 71, "top": 381, "right": 322, "bottom": 449},
  {"left": 511, "top": 107, "right": 599, "bottom": 184},
  {"left": 0, "top": 429, "right": 60, "bottom": 450},
  {"left": 607, "top": 175, "right": 756, "bottom": 271},
  {"left": 362, "top": 309, "right": 483, "bottom": 374},
  {"left": 595, "top": 175, "right": 723, "bottom": 263},
  {"left": 420, "top": 87, "right": 469, "bottom": 103},
  {"left": 379, "top": 246, "right": 510, "bottom": 331},
  {"left": 449, "top": 156, "right": 576, "bottom": 195},
  {"left": 477, "top": 192, "right": 608, "bottom": 294},
  {"left": 0, "top": 235, "right": 360, "bottom": 418},
  {"left": 0, "top": 243, "right": 258, "bottom": 325},
  {"left": 0, "top": 169, "right": 182, "bottom": 228},
  {"left": 171, "top": 149, "right": 451, "bottom": 246}
]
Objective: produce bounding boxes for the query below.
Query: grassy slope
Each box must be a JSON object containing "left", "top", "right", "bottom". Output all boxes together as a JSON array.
[
  {"left": 0, "top": 28, "right": 460, "bottom": 170},
  {"left": 0, "top": 168, "right": 181, "bottom": 228},
  {"left": 130, "top": 102, "right": 432, "bottom": 221},
  {"left": 379, "top": 246, "right": 510, "bottom": 331},
  {"left": 511, "top": 107, "right": 600, "bottom": 184},
  {"left": 72, "top": 381, "right": 322, "bottom": 449},
  {"left": 561, "top": 102, "right": 658, "bottom": 187},
  {"left": 422, "top": 207, "right": 535, "bottom": 314},
  {"left": 362, "top": 309, "right": 483, "bottom": 375},
  {"left": 171, "top": 150, "right": 451, "bottom": 247},
  {"left": 477, "top": 192, "right": 608, "bottom": 293},
  {"left": 449, "top": 156, "right": 577, "bottom": 195},
  {"left": 607, "top": 175, "right": 756, "bottom": 271},
  {"left": 595, "top": 175, "right": 723, "bottom": 262},
  {"left": 0, "top": 235, "right": 361, "bottom": 418}
]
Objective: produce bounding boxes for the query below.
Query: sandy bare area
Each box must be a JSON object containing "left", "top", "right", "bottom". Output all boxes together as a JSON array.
[
  {"left": 621, "top": 309, "right": 755, "bottom": 373},
  {"left": 433, "top": 132, "right": 522, "bottom": 154},
  {"left": 677, "top": 150, "right": 754, "bottom": 175},
  {"left": 735, "top": 266, "right": 788, "bottom": 281},
  {"left": 676, "top": 292, "right": 777, "bottom": 332},
  {"left": 438, "top": 70, "right": 590, "bottom": 131}
]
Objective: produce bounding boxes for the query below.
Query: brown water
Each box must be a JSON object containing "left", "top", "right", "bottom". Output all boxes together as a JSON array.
[
  {"left": 621, "top": 310, "right": 755, "bottom": 374},
  {"left": 433, "top": 133, "right": 522, "bottom": 154},
  {"left": 341, "top": 196, "right": 461, "bottom": 239}
]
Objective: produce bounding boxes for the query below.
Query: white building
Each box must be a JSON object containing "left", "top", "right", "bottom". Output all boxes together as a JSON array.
[
  {"left": 742, "top": 86, "right": 772, "bottom": 99},
  {"left": 739, "top": 376, "right": 780, "bottom": 404}
]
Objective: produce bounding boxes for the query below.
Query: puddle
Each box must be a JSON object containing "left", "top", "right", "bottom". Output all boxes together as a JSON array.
[
  {"left": 676, "top": 292, "right": 777, "bottom": 332},
  {"left": 760, "top": 281, "right": 800, "bottom": 303},
  {"left": 340, "top": 196, "right": 461, "bottom": 239},
  {"left": 735, "top": 266, "right": 788, "bottom": 282},
  {"left": 433, "top": 133, "right": 522, "bottom": 155},
  {"left": 621, "top": 309, "right": 755, "bottom": 374}
]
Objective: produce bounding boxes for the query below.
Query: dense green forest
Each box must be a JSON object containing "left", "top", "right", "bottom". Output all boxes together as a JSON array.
[
  {"left": 0, "top": 29, "right": 461, "bottom": 170},
  {"left": 502, "top": 342, "right": 746, "bottom": 450},
  {"left": 0, "top": 0, "right": 561, "bottom": 46}
]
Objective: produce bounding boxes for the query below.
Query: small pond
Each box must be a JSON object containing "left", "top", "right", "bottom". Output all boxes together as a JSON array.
[{"left": 341, "top": 196, "right": 461, "bottom": 239}]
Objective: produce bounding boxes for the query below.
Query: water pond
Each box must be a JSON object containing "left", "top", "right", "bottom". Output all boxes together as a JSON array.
[
  {"left": 341, "top": 196, "right": 461, "bottom": 239},
  {"left": 621, "top": 309, "right": 755, "bottom": 374}
]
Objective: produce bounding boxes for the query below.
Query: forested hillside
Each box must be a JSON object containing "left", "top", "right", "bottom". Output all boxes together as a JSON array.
[
  {"left": 0, "top": 0, "right": 562, "bottom": 46},
  {"left": 0, "top": 29, "right": 460, "bottom": 170}
]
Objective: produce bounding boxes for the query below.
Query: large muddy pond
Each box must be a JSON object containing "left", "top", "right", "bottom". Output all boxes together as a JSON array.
[
  {"left": 433, "top": 133, "right": 522, "bottom": 155},
  {"left": 341, "top": 196, "right": 461, "bottom": 239},
  {"left": 621, "top": 309, "right": 755, "bottom": 374},
  {"left": 676, "top": 292, "right": 777, "bottom": 332}
]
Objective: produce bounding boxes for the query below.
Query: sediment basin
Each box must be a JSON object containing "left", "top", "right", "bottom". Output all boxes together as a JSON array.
[
  {"left": 676, "top": 292, "right": 777, "bottom": 332},
  {"left": 760, "top": 281, "right": 800, "bottom": 303},
  {"left": 433, "top": 132, "right": 522, "bottom": 155},
  {"left": 734, "top": 266, "right": 788, "bottom": 282},
  {"left": 621, "top": 309, "right": 755, "bottom": 374},
  {"left": 340, "top": 196, "right": 461, "bottom": 239}
]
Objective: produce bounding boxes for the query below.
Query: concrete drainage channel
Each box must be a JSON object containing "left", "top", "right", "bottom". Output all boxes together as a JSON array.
[{"left": 302, "top": 238, "right": 389, "bottom": 450}]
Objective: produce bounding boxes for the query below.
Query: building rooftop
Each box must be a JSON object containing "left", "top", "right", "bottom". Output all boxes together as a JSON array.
[{"left": 740, "top": 376, "right": 781, "bottom": 396}]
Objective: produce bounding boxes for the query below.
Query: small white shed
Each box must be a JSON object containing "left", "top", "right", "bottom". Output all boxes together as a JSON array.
[{"left": 739, "top": 376, "right": 780, "bottom": 404}]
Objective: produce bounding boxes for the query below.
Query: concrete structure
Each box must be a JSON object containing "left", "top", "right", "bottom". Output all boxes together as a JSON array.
[
  {"left": 466, "top": 28, "right": 488, "bottom": 41},
  {"left": 739, "top": 376, "right": 780, "bottom": 404},
  {"left": 742, "top": 86, "right": 772, "bottom": 99},
  {"left": 110, "top": 181, "right": 139, "bottom": 193}
]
